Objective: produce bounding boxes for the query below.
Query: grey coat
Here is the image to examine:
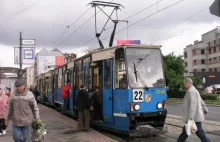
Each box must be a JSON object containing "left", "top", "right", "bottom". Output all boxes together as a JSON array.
[
  {"left": 5, "top": 89, "right": 40, "bottom": 126},
  {"left": 182, "top": 86, "right": 208, "bottom": 122}
]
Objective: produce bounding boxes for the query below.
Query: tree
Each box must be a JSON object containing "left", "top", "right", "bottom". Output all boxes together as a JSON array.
[
  {"left": 163, "top": 52, "right": 185, "bottom": 91},
  {"left": 188, "top": 76, "right": 202, "bottom": 87}
]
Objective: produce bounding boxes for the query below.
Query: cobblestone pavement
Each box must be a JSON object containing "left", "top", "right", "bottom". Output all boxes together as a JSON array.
[{"left": 0, "top": 104, "right": 116, "bottom": 142}]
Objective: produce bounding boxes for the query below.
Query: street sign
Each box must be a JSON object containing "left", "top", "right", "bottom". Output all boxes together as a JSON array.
[
  {"left": 22, "top": 39, "right": 35, "bottom": 45},
  {"left": 14, "top": 47, "right": 35, "bottom": 65},
  {"left": 210, "top": 0, "right": 220, "bottom": 17}
]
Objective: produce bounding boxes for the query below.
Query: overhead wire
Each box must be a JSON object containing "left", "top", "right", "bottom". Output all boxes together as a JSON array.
[
  {"left": 150, "top": 5, "right": 210, "bottom": 43},
  {"left": 50, "top": 7, "right": 92, "bottom": 47},
  {"left": 0, "top": 16, "right": 67, "bottom": 27},
  {"left": 0, "top": 0, "right": 42, "bottom": 27},
  {"left": 77, "top": 0, "right": 164, "bottom": 53},
  {"left": 83, "top": 0, "right": 184, "bottom": 52},
  {"left": 54, "top": 0, "right": 114, "bottom": 49}
]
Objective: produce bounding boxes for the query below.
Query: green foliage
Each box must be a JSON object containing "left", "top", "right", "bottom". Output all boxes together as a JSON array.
[
  {"left": 188, "top": 76, "right": 202, "bottom": 87},
  {"left": 167, "top": 91, "right": 219, "bottom": 100},
  {"left": 163, "top": 52, "right": 185, "bottom": 91}
]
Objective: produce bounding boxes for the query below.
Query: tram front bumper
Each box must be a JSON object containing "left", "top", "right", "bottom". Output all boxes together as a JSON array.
[{"left": 127, "top": 110, "right": 167, "bottom": 117}]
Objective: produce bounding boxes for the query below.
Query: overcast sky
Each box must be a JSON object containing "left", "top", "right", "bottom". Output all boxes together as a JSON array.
[{"left": 0, "top": 0, "right": 219, "bottom": 68}]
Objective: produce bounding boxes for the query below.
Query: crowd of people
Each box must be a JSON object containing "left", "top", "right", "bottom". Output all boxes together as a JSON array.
[{"left": 60, "top": 81, "right": 103, "bottom": 132}]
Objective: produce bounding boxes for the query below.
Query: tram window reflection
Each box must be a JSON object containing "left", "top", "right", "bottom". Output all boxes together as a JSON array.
[
  {"left": 104, "top": 60, "right": 110, "bottom": 89},
  {"left": 115, "top": 48, "right": 128, "bottom": 89}
]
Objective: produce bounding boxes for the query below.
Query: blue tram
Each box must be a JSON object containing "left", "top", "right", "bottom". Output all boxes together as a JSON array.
[{"left": 36, "top": 44, "right": 167, "bottom": 136}]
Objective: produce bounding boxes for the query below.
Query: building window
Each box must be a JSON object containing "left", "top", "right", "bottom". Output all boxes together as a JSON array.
[
  {"left": 185, "top": 70, "right": 188, "bottom": 73},
  {"left": 201, "top": 50, "right": 205, "bottom": 54},
  {"left": 209, "top": 49, "right": 211, "bottom": 54},
  {"left": 201, "top": 69, "right": 205, "bottom": 72},
  {"left": 214, "top": 47, "right": 216, "bottom": 53},
  {"left": 209, "top": 59, "right": 212, "bottom": 64},
  {"left": 194, "top": 69, "right": 197, "bottom": 72},
  {"left": 209, "top": 42, "right": 210, "bottom": 47},
  {"left": 201, "top": 59, "right": 205, "bottom": 64},
  {"left": 214, "top": 40, "right": 216, "bottom": 44},
  {"left": 209, "top": 68, "right": 212, "bottom": 72},
  {"left": 193, "top": 50, "right": 196, "bottom": 56},
  {"left": 214, "top": 68, "right": 217, "bottom": 72},
  {"left": 193, "top": 60, "right": 196, "bottom": 65},
  {"left": 185, "top": 62, "right": 187, "bottom": 67},
  {"left": 184, "top": 52, "right": 187, "bottom": 58},
  {"left": 214, "top": 57, "right": 217, "bottom": 63}
]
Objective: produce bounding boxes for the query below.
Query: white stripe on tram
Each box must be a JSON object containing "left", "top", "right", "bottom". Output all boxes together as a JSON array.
[{"left": 113, "top": 113, "right": 127, "bottom": 117}]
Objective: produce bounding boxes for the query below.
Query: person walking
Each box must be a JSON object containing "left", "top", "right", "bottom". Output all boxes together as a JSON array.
[
  {"left": 76, "top": 84, "right": 92, "bottom": 132},
  {"left": 5, "top": 79, "right": 40, "bottom": 142},
  {"left": 0, "top": 88, "right": 8, "bottom": 135},
  {"left": 177, "top": 78, "right": 210, "bottom": 142},
  {"left": 60, "top": 81, "right": 70, "bottom": 117}
]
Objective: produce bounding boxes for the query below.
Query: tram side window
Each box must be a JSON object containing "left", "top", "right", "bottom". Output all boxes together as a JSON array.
[
  {"left": 104, "top": 60, "right": 110, "bottom": 89},
  {"left": 115, "top": 48, "right": 128, "bottom": 89},
  {"left": 75, "top": 60, "right": 82, "bottom": 89},
  {"left": 58, "top": 68, "right": 62, "bottom": 88}
]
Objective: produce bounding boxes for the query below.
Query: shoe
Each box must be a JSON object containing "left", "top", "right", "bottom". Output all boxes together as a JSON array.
[
  {"left": 2, "top": 130, "right": 6, "bottom": 135},
  {"left": 0, "top": 133, "right": 2, "bottom": 136},
  {"left": 60, "top": 115, "right": 64, "bottom": 118}
]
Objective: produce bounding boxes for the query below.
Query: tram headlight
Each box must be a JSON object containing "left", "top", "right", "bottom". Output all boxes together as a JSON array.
[
  {"left": 134, "top": 104, "right": 140, "bottom": 111},
  {"left": 157, "top": 102, "right": 163, "bottom": 109}
]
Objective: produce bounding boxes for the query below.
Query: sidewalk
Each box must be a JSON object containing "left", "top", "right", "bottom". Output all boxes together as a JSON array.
[
  {"left": 165, "top": 114, "right": 220, "bottom": 142},
  {"left": 0, "top": 104, "right": 117, "bottom": 142}
]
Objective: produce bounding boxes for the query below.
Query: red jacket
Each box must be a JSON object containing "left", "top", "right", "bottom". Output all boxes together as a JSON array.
[
  {"left": 5, "top": 92, "right": 10, "bottom": 97},
  {"left": 61, "top": 84, "right": 70, "bottom": 98}
]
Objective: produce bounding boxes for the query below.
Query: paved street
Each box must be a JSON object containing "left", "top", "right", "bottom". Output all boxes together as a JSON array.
[
  {"left": 1, "top": 104, "right": 220, "bottom": 142},
  {"left": 167, "top": 102, "right": 220, "bottom": 121}
]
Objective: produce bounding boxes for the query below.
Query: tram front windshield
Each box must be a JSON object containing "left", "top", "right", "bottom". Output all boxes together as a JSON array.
[{"left": 126, "top": 48, "right": 165, "bottom": 88}]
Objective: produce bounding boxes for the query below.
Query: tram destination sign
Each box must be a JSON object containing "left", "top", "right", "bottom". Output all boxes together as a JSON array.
[{"left": 22, "top": 39, "right": 35, "bottom": 45}]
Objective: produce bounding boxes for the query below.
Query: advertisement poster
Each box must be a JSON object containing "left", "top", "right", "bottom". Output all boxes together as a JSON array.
[{"left": 38, "top": 56, "right": 64, "bottom": 75}]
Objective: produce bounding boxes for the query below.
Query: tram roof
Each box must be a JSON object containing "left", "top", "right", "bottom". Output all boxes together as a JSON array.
[{"left": 88, "top": 44, "right": 162, "bottom": 62}]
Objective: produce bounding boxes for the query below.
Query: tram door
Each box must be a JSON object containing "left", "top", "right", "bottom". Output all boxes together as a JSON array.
[{"left": 103, "top": 59, "right": 114, "bottom": 123}]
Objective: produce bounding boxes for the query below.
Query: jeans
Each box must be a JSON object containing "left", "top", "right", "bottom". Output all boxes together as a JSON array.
[
  {"left": 61, "top": 98, "right": 69, "bottom": 115},
  {"left": 0, "top": 118, "right": 6, "bottom": 133},
  {"left": 13, "top": 125, "right": 31, "bottom": 142},
  {"left": 177, "top": 122, "right": 211, "bottom": 142}
]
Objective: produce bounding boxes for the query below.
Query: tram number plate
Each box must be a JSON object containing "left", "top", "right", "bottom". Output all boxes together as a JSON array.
[{"left": 133, "top": 89, "right": 144, "bottom": 102}]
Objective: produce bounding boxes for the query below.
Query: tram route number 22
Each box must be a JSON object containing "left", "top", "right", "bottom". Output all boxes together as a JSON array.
[{"left": 133, "top": 89, "right": 144, "bottom": 102}]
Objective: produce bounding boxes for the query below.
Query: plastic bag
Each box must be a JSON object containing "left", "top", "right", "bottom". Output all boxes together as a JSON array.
[{"left": 185, "top": 119, "right": 198, "bottom": 135}]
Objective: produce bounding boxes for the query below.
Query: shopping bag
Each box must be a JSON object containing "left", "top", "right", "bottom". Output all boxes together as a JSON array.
[
  {"left": 185, "top": 119, "right": 198, "bottom": 136},
  {"left": 190, "top": 120, "right": 198, "bottom": 133}
]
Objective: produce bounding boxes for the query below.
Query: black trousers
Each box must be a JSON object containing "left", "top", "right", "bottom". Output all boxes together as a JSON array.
[{"left": 0, "top": 118, "right": 6, "bottom": 133}]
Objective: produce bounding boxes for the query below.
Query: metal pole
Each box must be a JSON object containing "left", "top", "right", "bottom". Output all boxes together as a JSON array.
[{"left": 19, "top": 32, "right": 22, "bottom": 69}]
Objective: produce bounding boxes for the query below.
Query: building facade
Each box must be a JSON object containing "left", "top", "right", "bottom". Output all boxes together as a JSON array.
[
  {"left": 184, "top": 26, "right": 220, "bottom": 73},
  {"left": 24, "top": 66, "right": 35, "bottom": 88}
]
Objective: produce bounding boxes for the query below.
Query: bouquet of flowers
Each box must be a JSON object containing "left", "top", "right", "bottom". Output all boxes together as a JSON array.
[{"left": 31, "top": 119, "right": 47, "bottom": 142}]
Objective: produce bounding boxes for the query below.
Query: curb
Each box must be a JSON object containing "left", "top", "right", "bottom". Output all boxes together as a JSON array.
[
  {"left": 167, "top": 114, "right": 220, "bottom": 126},
  {"left": 167, "top": 101, "right": 220, "bottom": 107}
]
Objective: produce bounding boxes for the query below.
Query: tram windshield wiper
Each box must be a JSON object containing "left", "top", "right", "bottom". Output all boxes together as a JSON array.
[
  {"left": 133, "top": 62, "right": 149, "bottom": 89},
  {"left": 133, "top": 62, "right": 138, "bottom": 83}
]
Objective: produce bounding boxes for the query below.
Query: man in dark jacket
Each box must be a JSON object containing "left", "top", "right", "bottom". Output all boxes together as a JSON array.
[
  {"left": 90, "top": 87, "right": 103, "bottom": 122},
  {"left": 76, "top": 84, "right": 91, "bottom": 132}
]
